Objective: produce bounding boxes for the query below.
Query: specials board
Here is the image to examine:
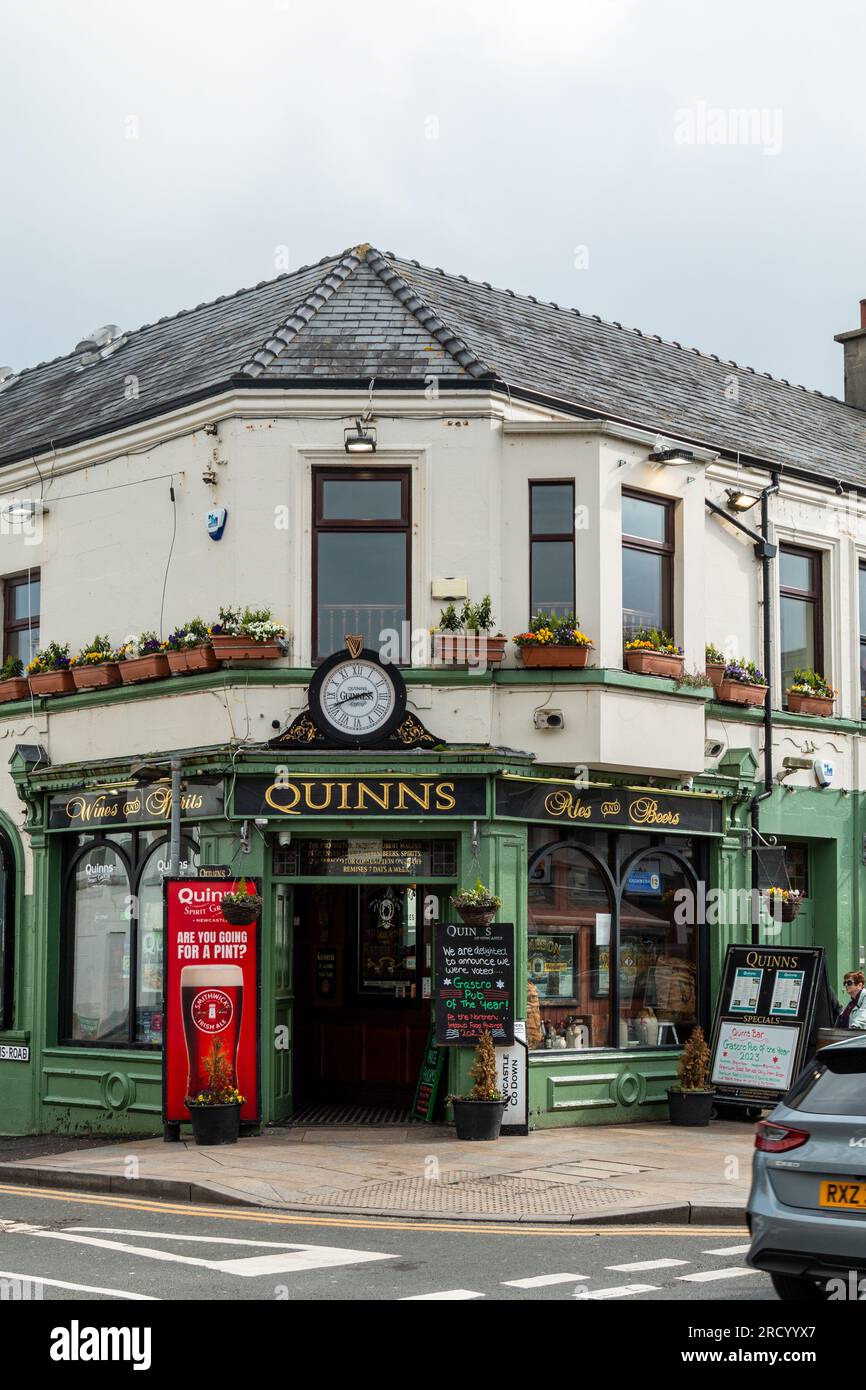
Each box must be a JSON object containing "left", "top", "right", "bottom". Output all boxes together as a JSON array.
[
  {"left": 434, "top": 922, "right": 515, "bottom": 1046},
  {"left": 709, "top": 945, "right": 825, "bottom": 1107}
]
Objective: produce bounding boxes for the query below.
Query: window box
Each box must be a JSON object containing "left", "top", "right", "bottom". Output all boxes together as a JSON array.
[
  {"left": 434, "top": 634, "right": 507, "bottom": 667},
  {"left": 118, "top": 654, "right": 171, "bottom": 685},
  {"left": 787, "top": 692, "right": 834, "bottom": 717},
  {"left": 519, "top": 644, "right": 591, "bottom": 669},
  {"left": 624, "top": 649, "right": 684, "bottom": 678},
  {"left": 166, "top": 644, "right": 219, "bottom": 675},
  {"left": 71, "top": 662, "right": 122, "bottom": 691},
  {"left": 716, "top": 677, "right": 768, "bottom": 707},
  {"left": 209, "top": 635, "right": 281, "bottom": 662},
  {"left": 0, "top": 677, "right": 28, "bottom": 703},
  {"left": 705, "top": 662, "right": 725, "bottom": 691},
  {"left": 29, "top": 669, "right": 75, "bottom": 696}
]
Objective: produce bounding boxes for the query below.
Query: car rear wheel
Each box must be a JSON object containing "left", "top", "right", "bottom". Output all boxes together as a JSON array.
[{"left": 770, "top": 1272, "right": 829, "bottom": 1301}]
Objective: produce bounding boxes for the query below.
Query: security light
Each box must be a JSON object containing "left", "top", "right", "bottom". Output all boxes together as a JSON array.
[
  {"left": 648, "top": 446, "right": 694, "bottom": 466},
  {"left": 725, "top": 488, "right": 760, "bottom": 512},
  {"left": 1, "top": 499, "right": 47, "bottom": 522},
  {"left": 344, "top": 418, "right": 377, "bottom": 453}
]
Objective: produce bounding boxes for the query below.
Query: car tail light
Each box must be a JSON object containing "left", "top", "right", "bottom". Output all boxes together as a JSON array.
[{"left": 755, "top": 1120, "right": 810, "bottom": 1153}]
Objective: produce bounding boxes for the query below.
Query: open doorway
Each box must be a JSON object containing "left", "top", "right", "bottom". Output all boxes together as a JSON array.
[{"left": 292, "top": 883, "right": 433, "bottom": 1111}]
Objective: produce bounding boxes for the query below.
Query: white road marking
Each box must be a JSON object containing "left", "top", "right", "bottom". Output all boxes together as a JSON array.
[
  {"left": 703, "top": 1244, "right": 751, "bottom": 1256},
  {"left": 678, "top": 1267, "right": 756, "bottom": 1283},
  {"left": 582, "top": 1283, "right": 659, "bottom": 1299},
  {"left": 0, "top": 1268, "right": 158, "bottom": 1300},
  {"left": 401, "top": 1289, "right": 485, "bottom": 1300},
  {"left": 4, "top": 1223, "right": 397, "bottom": 1278},
  {"left": 501, "top": 1273, "right": 590, "bottom": 1288},
  {"left": 606, "top": 1259, "right": 689, "bottom": 1272}
]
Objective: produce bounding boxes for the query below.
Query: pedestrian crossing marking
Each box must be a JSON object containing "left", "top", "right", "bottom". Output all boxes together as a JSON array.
[
  {"left": 581, "top": 1283, "right": 659, "bottom": 1299},
  {"left": 502, "top": 1273, "right": 590, "bottom": 1288},
  {"left": 678, "top": 1267, "right": 756, "bottom": 1283},
  {"left": 606, "top": 1259, "right": 689, "bottom": 1272},
  {"left": 401, "top": 1289, "right": 484, "bottom": 1300}
]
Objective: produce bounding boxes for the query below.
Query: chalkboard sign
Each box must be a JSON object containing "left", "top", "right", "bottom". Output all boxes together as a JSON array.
[
  {"left": 709, "top": 944, "right": 825, "bottom": 1107},
  {"left": 411, "top": 1022, "right": 447, "bottom": 1122},
  {"left": 434, "top": 922, "right": 515, "bottom": 1046}
]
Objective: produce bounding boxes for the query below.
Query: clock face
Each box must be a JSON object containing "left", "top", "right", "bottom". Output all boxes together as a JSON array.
[{"left": 309, "top": 650, "right": 406, "bottom": 745}]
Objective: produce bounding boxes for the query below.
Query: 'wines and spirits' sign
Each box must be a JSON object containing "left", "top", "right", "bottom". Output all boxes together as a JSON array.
[
  {"left": 50, "top": 781, "right": 223, "bottom": 830},
  {"left": 435, "top": 922, "right": 515, "bottom": 1046}
]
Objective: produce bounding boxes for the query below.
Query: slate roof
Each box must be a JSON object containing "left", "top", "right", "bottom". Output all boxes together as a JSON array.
[{"left": 1, "top": 242, "right": 864, "bottom": 486}]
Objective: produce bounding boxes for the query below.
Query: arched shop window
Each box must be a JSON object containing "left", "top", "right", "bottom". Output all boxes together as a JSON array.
[
  {"left": 0, "top": 830, "right": 15, "bottom": 1030},
  {"left": 619, "top": 850, "right": 699, "bottom": 1047},
  {"left": 528, "top": 840, "right": 615, "bottom": 1048},
  {"left": 63, "top": 830, "right": 199, "bottom": 1046}
]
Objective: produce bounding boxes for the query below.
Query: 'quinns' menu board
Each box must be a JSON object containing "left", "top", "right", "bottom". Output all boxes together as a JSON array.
[
  {"left": 709, "top": 945, "right": 824, "bottom": 1106},
  {"left": 435, "top": 922, "right": 515, "bottom": 1046}
]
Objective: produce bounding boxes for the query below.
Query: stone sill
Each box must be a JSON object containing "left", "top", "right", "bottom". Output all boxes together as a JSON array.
[{"left": 707, "top": 700, "right": 862, "bottom": 734}]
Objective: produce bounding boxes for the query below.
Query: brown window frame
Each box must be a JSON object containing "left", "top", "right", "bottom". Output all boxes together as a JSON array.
[
  {"left": 3, "top": 570, "right": 40, "bottom": 665},
  {"left": 859, "top": 560, "right": 866, "bottom": 718},
  {"left": 528, "top": 480, "right": 575, "bottom": 621},
  {"left": 311, "top": 468, "right": 412, "bottom": 663},
  {"left": 621, "top": 488, "right": 674, "bottom": 636},
  {"left": 779, "top": 544, "right": 823, "bottom": 698}
]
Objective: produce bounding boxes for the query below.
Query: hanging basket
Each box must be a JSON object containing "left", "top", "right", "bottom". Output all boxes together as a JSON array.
[
  {"left": 220, "top": 900, "right": 261, "bottom": 926},
  {"left": 450, "top": 900, "right": 498, "bottom": 928}
]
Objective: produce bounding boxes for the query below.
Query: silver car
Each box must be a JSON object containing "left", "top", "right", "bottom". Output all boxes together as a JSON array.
[{"left": 747, "top": 1033, "right": 866, "bottom": 1300}]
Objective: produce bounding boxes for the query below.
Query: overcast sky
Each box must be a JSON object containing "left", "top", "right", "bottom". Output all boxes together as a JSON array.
[{"left": 2, "top": 0, "right": 864, "bottom": 396}]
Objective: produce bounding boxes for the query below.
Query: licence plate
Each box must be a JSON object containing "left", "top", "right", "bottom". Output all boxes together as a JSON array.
[{"left": 819, "top": 1180, "right": 866, "bottom": 1210}]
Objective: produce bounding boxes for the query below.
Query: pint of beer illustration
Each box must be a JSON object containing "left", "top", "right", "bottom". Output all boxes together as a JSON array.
[{"left": 180, "top": 964, "right": 244, "bottom": 1099}]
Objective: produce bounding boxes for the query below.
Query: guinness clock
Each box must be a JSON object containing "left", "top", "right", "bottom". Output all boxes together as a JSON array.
[{"left": 308, "top": 644, "right": 408, "bottom": 747}]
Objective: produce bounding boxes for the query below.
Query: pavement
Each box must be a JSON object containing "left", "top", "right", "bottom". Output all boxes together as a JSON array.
[{"left": 0, "top": 1118, "right": 755, "bottom": 1224}]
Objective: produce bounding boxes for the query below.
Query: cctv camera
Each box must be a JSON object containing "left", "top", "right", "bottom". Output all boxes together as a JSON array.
[
  {"left": 704, "top": 738, "right": 724, "bottom": 759},
  {"left": 278, "top": 830, "right": 292, "bottom": 848},
  {"left": 534, "top": 709, "right": 565, "bottom": 731},
  {"left": 254, "top": 817, "right": 269, "bottom": 828}
]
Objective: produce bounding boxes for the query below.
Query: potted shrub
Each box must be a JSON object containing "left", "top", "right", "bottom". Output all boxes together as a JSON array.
[
  {"left": 623, "top": 628, "right": 684, "bottom": 678},
  {"left": 450, "top": 878, "right": 502, "bottom": 928},
  {"left": 115, "top": 632, "right": 171, "bottom": 684},
  {"left": 220, "top": 879, "right": 262, "bottom": 926},
  {"left": 164, "top": 618, "right": 218, "bottom": 675},
  {"left": 449, "top": 1031, "right": 509, "bottom": 1141},
  {"left": 433, "top": 595, "right": 506, "bottom": 667},
  {"left": 513, "top": 612, "right": 594, "bottom": 668},
  {"left": 70, "top": 634, "right": 122, "bottom": 691},
  {"left": 209, "top": 606, "right": 286, "bottom": 662},
  {"left": 185, "top": 1036, "right": 245, "bottom": 1147},
  {"left": 705, "top": 643, "right": 726, "bottom": 692},
  {"left": 668, "top": 1025, "right": 714, "bottom": 1126},
  {"left": 786, "top": 669, "right": 836, "bottom": 716},
  {"left": 0, "top": 656, "right": 28, "bottom": 704},
  {"left": 716, "top": 658, "right": 768, "bottom": 707},
  {"left": 763, "top": 886, "right": 803, "bottom": 922},
  {"left": 27, "top": 642, "right": 74, "bottom": 696}
]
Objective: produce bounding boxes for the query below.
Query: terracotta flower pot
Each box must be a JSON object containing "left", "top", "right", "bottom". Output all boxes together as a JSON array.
[
  {"left": 166, "top": 644, "right": 219, "bottom": 675},
  {"left": 716, "top": 678, "right": 768, "bottom": 708},
  {"left": 624, "top": 649, "right": 684, "bottom": 678},
  {"left": 118, "top": 654, "right": 171, "bottom": 685},
  {"left": 71, "top": 662, "right": 122, "bottom": 691},
  {"left": 28, "top": 669, "right": 75, "bottom": 696},
  {"left": 0, "top": 677, "right": 29, "bottom": 703},
  {"left": 434, "top": 634, "right": 506, "bottom": 666},
  {"left": 209, "top": 635, "right": 282, "bottom": 662},
  {"left": 787, "top": 692, "right": 834, "bottom": 717},
  {"left": 705, "top": 662, "right": 725, "bottom": 691},
  {"left": 519, "top": 644, "right": 591, "bottom": 669}
]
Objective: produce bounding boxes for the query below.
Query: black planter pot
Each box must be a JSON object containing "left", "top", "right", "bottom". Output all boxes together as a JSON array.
[
  {"left": 452, "top": 1097, "right": 508, "bottom": 1141},
  {"left": 668, "top": 1088, "right": 714, "bottom": 1127},
  {"left": 187, "top": 1103, "right": 241, "bottom": 1146}
]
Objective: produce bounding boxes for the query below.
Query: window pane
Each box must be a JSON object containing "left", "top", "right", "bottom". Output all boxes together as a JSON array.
[
  {"left": 136, "top": 839, "right": 199, "bottom": 1044},
  {"left": 10, "top": 578, "right": 39, "bottom": 621},
  {"left": 860, "top": 565, "right": 866, "bottom": 640},
  {"left": 622, "top": 494, "right": 667, "bottom": 543},
  {"left": 317, "top": 532, "right": 406, "bottom": 656},
  {"left": 321, "top": 479, "right": 403, "bottom": 521},
  {"left": 780, "top": 594, "right": 814, "bottom": 692},
  {"left": 531, "top": 540, "right": 574, "bottom": 616},
  {"left": 0, "top": 836, "right": 8, "bottom": 1030},
  {"left": 620, "top": 854, "right": 698, "bottom": 1045},
  {"left": 861, "top": 643, "right": 866, "bottom": 718},
  {"left": 623, "top": 547, "right": 665, "bottom": 634},
  {"left": 528, "top": 844, "right": 611, "bottom": 1048},
  {"left": 780, "top": 550, "right": 813, "bottom": 592},
  {"left": 531, "top": 484, "right": 574, "bottom": 535},
  {"left": 357, "top": 884, "right": 419, "bottom": 995},
  {"left": 9, "top": 626, "right": 39, "bottom": 665},
  {"left": 69, "top": 846, "right": 131, "bottom": 1043}
]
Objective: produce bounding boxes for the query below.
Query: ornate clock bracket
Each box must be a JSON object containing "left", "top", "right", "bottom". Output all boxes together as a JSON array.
[{"left": 269, "top": 708, "right": 441, "bottom": 751}]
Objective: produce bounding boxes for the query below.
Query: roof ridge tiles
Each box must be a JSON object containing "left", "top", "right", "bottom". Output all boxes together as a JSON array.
[
  {"left": 363, "top": 246, "right": 494, "bottom": 379},
  {"left": 238, "top": 248, "right": 363, "bottom": 377}
]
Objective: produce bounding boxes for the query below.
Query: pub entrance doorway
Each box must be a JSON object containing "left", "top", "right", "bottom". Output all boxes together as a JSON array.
[{"left": 292, "top": 882, "right": 433, "bottom": 1110}]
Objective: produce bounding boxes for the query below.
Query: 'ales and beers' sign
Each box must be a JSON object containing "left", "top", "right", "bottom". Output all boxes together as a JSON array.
[
  {"left": 163, "top": 879, "right": 261, "bottom": 1125},
  {"left": 496, "top": 777, "right": 723, "bottom": 835}
]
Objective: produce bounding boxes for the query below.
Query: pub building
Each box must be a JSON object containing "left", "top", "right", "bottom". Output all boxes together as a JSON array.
[{"left": 1, "top": 244, "right": 864, "bottom": 1135}]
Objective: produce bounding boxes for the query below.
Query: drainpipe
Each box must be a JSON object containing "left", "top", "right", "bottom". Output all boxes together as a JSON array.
[
  {"left": 169, "top": 754, "right": 182, "bottom": 876},
  {"left": 750, "top": 472, "right": 781, "bottom": 942}
]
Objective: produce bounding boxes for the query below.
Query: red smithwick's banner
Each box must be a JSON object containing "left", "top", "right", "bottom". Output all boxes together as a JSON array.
[{"left": 163, "top": 878, "right": 261, "bottom": 1125}]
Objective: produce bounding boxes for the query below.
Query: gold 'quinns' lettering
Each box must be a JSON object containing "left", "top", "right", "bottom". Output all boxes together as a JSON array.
[{"left": 263, "top": 779, "right": 457, "bottom": 816}]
